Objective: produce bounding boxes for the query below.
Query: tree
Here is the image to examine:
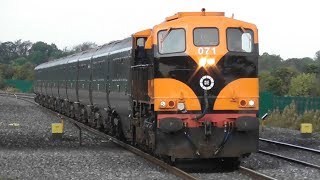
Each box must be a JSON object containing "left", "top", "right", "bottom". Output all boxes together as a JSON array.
[
  {"left": 258, "top": 53, "right": 283, "bottom": 72},
  {"left": 12, "top": 62, "right": 34, "bottom": 80},
  {"left": 0, "top": 40, "right": 33, "bottom": 64},
  {"left": 0, "top": 63, "right": 14, "bottom": 79},
  {"left": 0, "top": 74, "right": 5, "bottom": 89},
  {"left": 72, "top": 42, "right": 98, "bottom": 53},
  {"left": 11, "top": 57, "right": 28, "bottom": 66},
  {"left": 14, "top": 39, "right": 32, "bottom": 56},
  {"left": 288, "top": 73, "right": 317, "bottom": 96},
  {"left": 304, "top": 63, "right": 320, "bottom": 75},
  {"left": 28, "top": 41, "right": 63, "bottom": 65},
  {"left": 315, "top": 50, "right": 320, "bottom": 62},
  {"left": 271, "top": 67, "right": 298, "bottom": 95},
  {"left": 259, "top": 71, "right": 273, "bottom": 92},
  {"left": 266, "top": 76, "right": 285, "bottom": 95},
  {"left": 283, "top": 57, "right": 314, "bottom": 72}
]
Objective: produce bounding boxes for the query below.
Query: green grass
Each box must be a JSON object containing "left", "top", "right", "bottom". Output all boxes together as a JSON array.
[{"left": 264, "top": 102, "right": 320, "bottom": 132}]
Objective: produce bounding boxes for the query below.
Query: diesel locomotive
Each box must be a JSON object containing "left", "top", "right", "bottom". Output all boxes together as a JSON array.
[{"left": 34, "top": 9, "right": 259, "bottom": 165}]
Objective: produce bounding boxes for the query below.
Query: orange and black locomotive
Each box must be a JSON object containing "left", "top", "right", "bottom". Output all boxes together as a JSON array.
[{"left": 34, "top": 9, "right": 259, "bottom": 165}]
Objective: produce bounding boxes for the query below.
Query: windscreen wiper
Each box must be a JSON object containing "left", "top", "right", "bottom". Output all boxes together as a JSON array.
[{"left": 160, "top": 27, "right": 172, "bottom": 43}]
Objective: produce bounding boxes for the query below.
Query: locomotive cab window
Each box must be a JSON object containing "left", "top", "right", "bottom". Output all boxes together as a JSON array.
[
  {"left": 158, "top": 28, "right": 185, "bottom": 54},
  {"left": 227, "top": 28, "right": 253, "bottom": 52},
  {"left": 193, "top": 28, "right": 219, "bottom": 46}
]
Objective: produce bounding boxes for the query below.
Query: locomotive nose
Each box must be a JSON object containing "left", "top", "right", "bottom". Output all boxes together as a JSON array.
[
  {"left": 235, "top": 116, "right": 259, "bottom": 131},
  {"left": 159, "top": 117, "right": 184, "bottom": 133}
]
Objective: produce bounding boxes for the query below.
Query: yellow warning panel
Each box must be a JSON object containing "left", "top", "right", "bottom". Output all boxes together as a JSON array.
[
  {"left": 52, "top": 123, "right": 64, "bottom": 134},
  {"left": 301, "top": 123, "right": 313, "bottom": 134}
]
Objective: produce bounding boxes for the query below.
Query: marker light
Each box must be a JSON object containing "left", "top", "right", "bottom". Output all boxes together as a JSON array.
[
  {"left": 177, "top": 102, "right": 185, "bottom": 111},
  {"left": 168, "top": 101, "right": 175, "bottom": 107},
  {"left": 248, "top": 100, "right": 255, "bottom": 106},
  {"left": 207, "top": 58, "right": 215, "bottom": 65},
  {"left": 160, "top": 101, "right": 166, "bottom": 108},
  {"left": 240, "top": 100, "right": 246, "bottom": 107},
  {"left": 199, "top": 58, "right": 207, "bottom": 67}
]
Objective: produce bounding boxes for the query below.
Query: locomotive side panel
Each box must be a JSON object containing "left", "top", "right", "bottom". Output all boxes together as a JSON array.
[
  {"left": 91, "top": 56, "right": 107, "bottom": 109},
  {"left": 108, "top": 49, "right": 132, "bottom": 138},
  {"left": 67, "top": 61, "right": 78, "bottom": 102},
  {"left": 78, "top": 59, "right": 91, "bottom": 105},
  {"left": 51, "top": 66, "right": 59, "bottom": 98}
]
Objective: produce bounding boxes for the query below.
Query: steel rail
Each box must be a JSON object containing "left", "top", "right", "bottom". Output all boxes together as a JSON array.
[
  {"left": 2, "top": 94, "right": 197, "bottom": 180},
  {"left": 61, "top": 116, "right": 197, "bottom": 180},
  {"left": 259, "top": 150, "right": 320, "bottom": 170},
  {"left": 239, "top": 166, "right": 277, "bottom": 180},
  {"left": 259, "top": 138, "right": 320, "bottom": 154}
]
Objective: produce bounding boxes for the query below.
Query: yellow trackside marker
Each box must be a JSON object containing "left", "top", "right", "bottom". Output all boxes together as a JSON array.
[
  {"left": 301, "top": 123, "right": 312, "bottom": 138},
  {"left": 52, "top": 123, "right": 64, "bottom": 134}
]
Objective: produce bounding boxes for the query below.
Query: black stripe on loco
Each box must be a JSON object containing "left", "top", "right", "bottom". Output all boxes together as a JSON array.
[{"left": 154, "top": 44, "right": 258, "bottom": 112}]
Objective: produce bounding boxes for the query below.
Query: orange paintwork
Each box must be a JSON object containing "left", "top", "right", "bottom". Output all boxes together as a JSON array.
[
  {"left": 133, "top": 29, "right": 152, "bottom": 38},
  {"left": 133, "top": 29, "right": 152, "bottom": 49},
  {"left": 153, "top": 78, "right": 201, "bottom": 111},
  {"left": 214, "top": 78, "right": 259, "bottom": 110},
  {"left": 146, "top": 11, "right": 259, "bottom": 113},
  {"left": 153, "top": 13, "right": 258, "bottom": 67},
  {"left": 165, "top": 12, "right": 225, "bottom": 21}
]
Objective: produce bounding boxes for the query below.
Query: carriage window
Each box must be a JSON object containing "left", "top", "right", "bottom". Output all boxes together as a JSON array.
[
  {"left": 158, "top": 28, "right": 185, "bottom": 54},
  {"left": 193, "top": 28, "right": 219, "bottom": 46},
  {"left": 227, "top": 28, "right": 253, "bottom": 52}
]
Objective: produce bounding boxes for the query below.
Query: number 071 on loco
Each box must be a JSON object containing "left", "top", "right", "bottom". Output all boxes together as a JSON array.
[{"left": 34, "top": 9, "right": 259, "bottom": 166}]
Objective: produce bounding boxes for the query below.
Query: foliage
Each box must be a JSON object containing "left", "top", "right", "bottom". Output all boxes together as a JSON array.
[
  {"left": 288, "top": 73, "right": 318, "bottom": 96},
  {"left": 0, "top": 74, "right": 5, "bottom": 89},
  {"left": 11, "top": 57, "right": 28, "bottom": 66},
  {"left": 12, "top": 62, "right": 35, "bottom": 80},
  {"left": 258, "top": 52, "right": 283, "bottom": 72},
  {"left": 259, "top": 52, "right": 320, "bottom": 96},
  {"left": 304, "top": 63, "right": 320, "bottom": 75},
  {"left": 71, "top": 42, "right": 98, "bottom": 53},
  {"left": 0, "top": 63, "right": 14, "bottom": 79},
  {"left": 28, "top": 41, "right": 64, "bottom": 65},
  {"left": 282, "top": 57, "right": 314, "bottom": 72},
  {"left": 264, "top": 102, "right": 320, "bottom": 132},
  {"left": 259, "top": 71, "right": 273, "bottom": 92},
  {"left": 0, "top": 40, "right": 32, "bottom": 64},
  {"left": 315, "top": 50, "right": 320, "bottom": 62}
]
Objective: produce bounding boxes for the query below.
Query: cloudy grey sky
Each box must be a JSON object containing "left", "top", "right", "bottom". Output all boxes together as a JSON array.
[{"left": 1, "top": 0, "right": 319, "bottom": 59}]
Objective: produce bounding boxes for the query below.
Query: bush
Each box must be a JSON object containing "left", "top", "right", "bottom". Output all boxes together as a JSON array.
[
  {"left": 0, "top": 75, "right": 5, "bottom": 89},
  {"left": 264, "top": 102, "right": 320, "bottom": 132}
]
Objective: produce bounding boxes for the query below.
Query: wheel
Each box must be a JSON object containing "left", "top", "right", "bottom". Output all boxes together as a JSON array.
[
  {"left": 80, "top": 107, "right": 88, "bottom": 124},
  {"left": 112, "top": 117, "right": 124, "bottom": 140}
]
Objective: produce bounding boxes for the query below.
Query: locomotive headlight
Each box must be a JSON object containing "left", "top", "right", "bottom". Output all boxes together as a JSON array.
[
  {"left": 199, "top": 57, "right": 207, "bottom": 67},
  {"left": 160, "top": 101, "right": 166, "bottom": 108},
  {"left": 248, "top": 100, "right": 255, "bottom": 106},
  {"left": 207, "top": 58, "right": 215, "bottom": 65},
  {"left": 177, "top": 102, "right": 185, "bottom": 111}
]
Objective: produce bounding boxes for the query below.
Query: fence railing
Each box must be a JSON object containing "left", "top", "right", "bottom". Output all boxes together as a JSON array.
[
  {"left": 4, "top": 79, "right": 33, "bottom": 93},
  {"left": 260, "top": 92, "right": 320, "bottom": 117}
]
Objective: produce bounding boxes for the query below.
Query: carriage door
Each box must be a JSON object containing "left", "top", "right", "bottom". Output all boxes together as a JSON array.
[{"left": 132, "top": 29, "right": 153, "bottom": 103}]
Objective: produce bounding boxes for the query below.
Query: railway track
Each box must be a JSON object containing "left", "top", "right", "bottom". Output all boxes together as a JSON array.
[
  {"left": 238, "top": 166, "right": 276, "bottom": 180},
  {"left": 0, "top": 92, "right": 277, "bottom": 180},
  {"left": 260, "top": 138, "right": 320, "bottom": 154},
  {"left": 259, "top": 138, "right": 320, "bottom": 170},
  {"left": 0, "top": 92, "right": 196, "bottom": 179}
]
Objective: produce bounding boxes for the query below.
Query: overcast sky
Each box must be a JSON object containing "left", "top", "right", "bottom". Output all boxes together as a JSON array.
[{"left": 1, "top": 0, "right": 319, "bottom": 59}]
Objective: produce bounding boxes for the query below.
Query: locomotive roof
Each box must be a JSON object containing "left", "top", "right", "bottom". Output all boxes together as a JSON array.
[{"left": 34, "top": 37, "right": 132, "bottom": 70}]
